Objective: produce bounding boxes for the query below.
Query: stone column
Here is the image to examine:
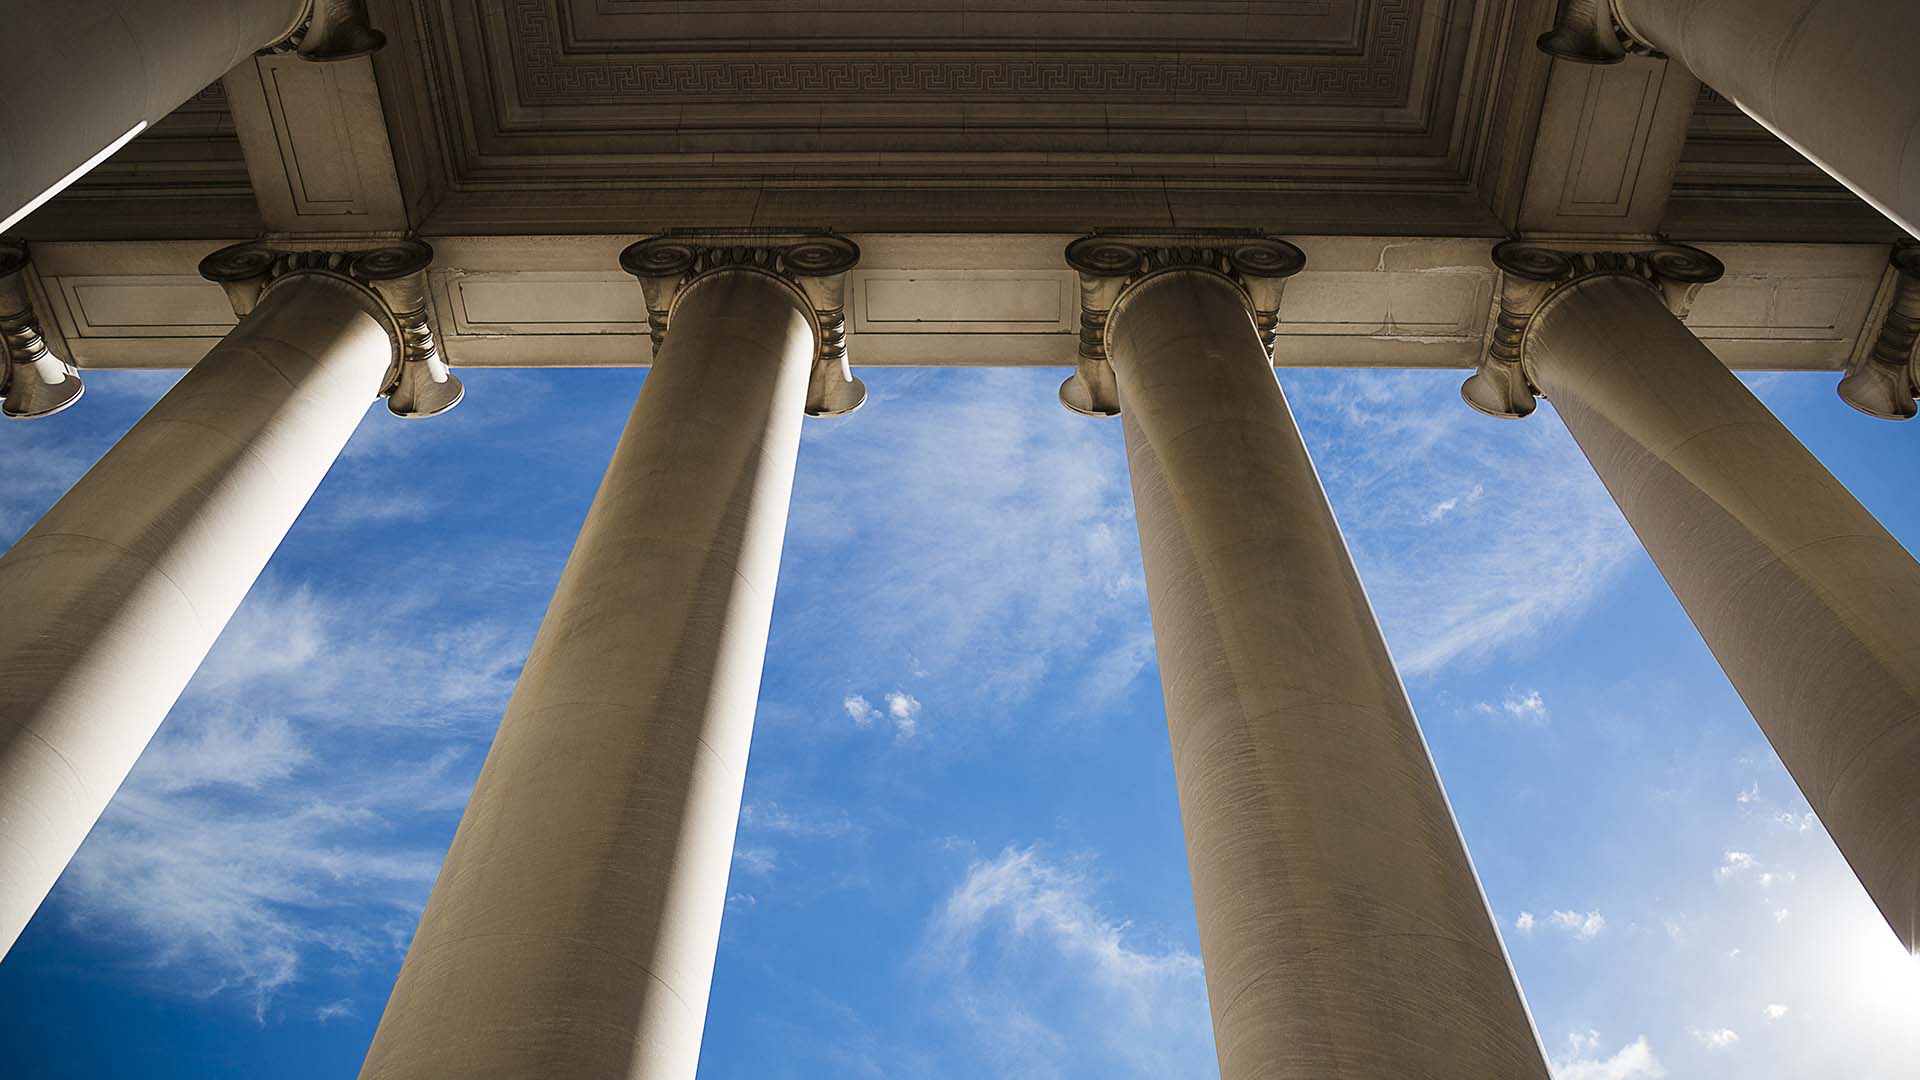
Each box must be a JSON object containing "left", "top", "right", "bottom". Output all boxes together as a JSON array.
[
  {"left": 0, "top": 0, "right": 387, "bottom": 232},
  {"left": 1540, "top": 0, "right": 1920, "bottom": 237},
  {"left": 1839, "top": 243, "right": 1920, "bottom": 420},
  {"left": 359, "top": 234, "right": 858, "bottom": 1080},
  {"left": 0, "top": 239, "right": 454, "bottom": 955},
  {"left": 0, "top": 241, "right": 83, "bottom": 418},
  {"left": 1467, "top": 239, "right": 1920, "bottom": 949},
  {"left": 1069, "top": 235, "right": 1550, "bottom": 1080}
]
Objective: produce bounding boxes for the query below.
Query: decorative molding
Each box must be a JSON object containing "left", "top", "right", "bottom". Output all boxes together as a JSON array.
[
  {"left": 618, "top": 230, "right": 865, "bottom": 417},
  {"left": 1838, "top": 245, "right": 1920, "bottom": 420},
  {"left": 506, "top": 0, "right": 1417, "bottom": 104},
  {"left": 199, "top": 240, "right": 463, "bottom": 418},
  {"left": 1463, "top": 238, "right": 1723, "bottom": 418},
  {"left": 0, "top": 242, "right": 84, "bottom": 420},
  {"left": 1061, "top": 231, "right": 1308, "bottom": 417}
]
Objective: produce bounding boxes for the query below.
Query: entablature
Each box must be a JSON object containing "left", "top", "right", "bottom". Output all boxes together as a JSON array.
[{"left": 19, "top": 233, "right": 1896, "bottom": 377}]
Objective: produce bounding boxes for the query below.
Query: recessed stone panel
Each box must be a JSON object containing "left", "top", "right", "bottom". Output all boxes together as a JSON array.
[
  {"left": 446, "top": 272, "right": 651, "bottom": 335},
  {"left": 54, "top": 276, "right": 238, "bottom": 338},
  {"left": 852, "top": 271, "right": 1074, "bottom": 334}
]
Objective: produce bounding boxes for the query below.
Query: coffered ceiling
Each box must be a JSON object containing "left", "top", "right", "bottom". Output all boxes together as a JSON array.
[
  {"left": 371, "top": 0, "right": 1521, "bottom": 233},
  {"left": 24, "top": 0, "right": 1894, "bottom": 241}
]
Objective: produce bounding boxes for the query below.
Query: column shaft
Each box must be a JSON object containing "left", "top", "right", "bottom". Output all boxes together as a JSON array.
[
  {"left": 359, "top": 270, "right": 814, "bottom": 1080},
  {"left": 1527, "top": 272, "right": 1920, "bottom": 948},
  {"left": 0, "top": 0, "right": 308, "bottom": 230},
  {"left": 0, "top": 276, "right": 394, "bottom": 953},
  {"left": 1612, "top": 0, "right": 1920, "bottom": 237},
  {"left": 1111, "top": 270, "right": 1549, "bottom": 1080}
]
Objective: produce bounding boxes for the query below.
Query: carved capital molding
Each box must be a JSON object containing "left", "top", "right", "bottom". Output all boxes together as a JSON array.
[
  {"left": 1538, "top": 0, "right": 1660, "bottom": 65},
  {"left": 1061, "top": 231, "right": 1307, "bottom": 417},
  {"left": 200, "top": 240, "right": 463, "bottom": 418},
  {"left": 619, "top": 230, "right": 865, "bottom": 418},
  {"left": 270, "top": 0, "right": 388, "bottom": 62},
  {"left": 0, "top": 241, "right": 83, "bottom": 420},
  {"left": 1464, "top": 239, "right": 1725, "bottom": 419},
  {"left": 1839, "top": 244, "right": 1920, "bottom": 420}
]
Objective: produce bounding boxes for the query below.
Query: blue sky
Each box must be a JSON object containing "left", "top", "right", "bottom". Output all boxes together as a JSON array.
[{"left": 0, "top": 363, "right": 1915, "bottom": 1079}]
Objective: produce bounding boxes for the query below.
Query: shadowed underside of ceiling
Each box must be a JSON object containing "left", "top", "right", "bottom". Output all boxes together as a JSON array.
[{"left": 27, "top": 0, "right": 1890, "bottom": 241}]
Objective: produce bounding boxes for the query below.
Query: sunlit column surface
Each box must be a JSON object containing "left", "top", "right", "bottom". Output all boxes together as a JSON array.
[
  {"left": 1519, "top": 266, "right": 1920, "bottom": 950},
  {"left": 0, "top": 273, "right": 397, "bottom": 955},
  {"left": 360, "top": 269, "right": 815, "bottom": 1080},
  {"left": 1111, "top": 267, "right": 1550, "bottom": 1079},
  {"left": 1545, "top": 0, "right": 1920, "bottom": 237},
  {"left": 0, "top": 0, "right": 330, "bottom": 231}
]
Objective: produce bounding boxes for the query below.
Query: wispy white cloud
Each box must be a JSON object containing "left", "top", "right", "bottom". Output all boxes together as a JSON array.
[
  {"left": 844, "top": 694, "right": 880, "bottom": 728},
  {"left": 733, "top": 846, "right": 779, "bottom": 876},
  {"left": 1550, "top": 910, "right": 1607, "bottom": 941},
  {"left": 740, "top": 802, "right": 858, "bottom": 840},
  {"left": 1476, "top": 688, "right": 1550, "bottom": 725},
  {"left": 1422, "top": 482, "right": 1484, "bottom": 525},
  {"left": 1689, "top": 1026, "right": 1740, "bottom": 1049},
  {"left": 1550, "top": 1032, "right": 1666, "bottom": 1080},
  {"left": 51, "top": 575, "right": 525, "bottom": 1018},
  {"left": 1764, "top": 1003, "right": 1790, "bottom": 1022},
  {"left": 1718, "top": 851, "right": 1758, "bottom": 880},
  {"left": 1287, "top": 371, "right": 1639, "bottom": 677},
  {"left": 886, "top": 691, "right": 923, "bottom": 740},
  {"left": 782, "top": 370, "right": 1145, "bottom": 726},
  {"left": 306, "top": 489, "right": 438, "bottom": 530},
  {"left": 924, "top": 846, "right": 1211, "bottom": 1078},
  {"left": 62, "top": 743, "right": 456, "bottom": 1021},
  {"left": 1516, "top": 911, "right": 1537, "bottom": 933},
  {"left": 1772, "top": 811, "right": 1816, "bottom": 833}
]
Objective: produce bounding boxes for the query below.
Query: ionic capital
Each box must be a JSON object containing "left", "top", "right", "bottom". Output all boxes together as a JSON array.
[
  {"left": 0, "top": 241, "right": 82, "bottom": 420},
  {"left": 199, "top": 239, "right": 463, "bottom": 418},
  {"left": 1537, "top": 0, "right": 1659, "bottom": 66},
  {"left": 270, "top": 1, "right": 388, "bottom": 62},
  {"left": 619, "top": 230, "right": 865, "bottom": 417},
  {"left": 1464, "top": 240, "right": 1725, "bottom": 419},
  {"left": 1839, "top": 244, "right": 1920, "bottom": 420},
  {"left": 1061, "top": 231, "right": 1307, "bottom": 416}
]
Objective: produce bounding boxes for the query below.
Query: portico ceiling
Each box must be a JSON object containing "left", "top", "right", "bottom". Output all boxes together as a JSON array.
[
  {"left": 9, "top": 0, "right": 1906, "bottom": 381},
  {"left": 23, "top": 0, "right": 1887, "bottom": 240},
  {"left": 379, "top": 0, "right": 1508, "bottom": 233}
]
